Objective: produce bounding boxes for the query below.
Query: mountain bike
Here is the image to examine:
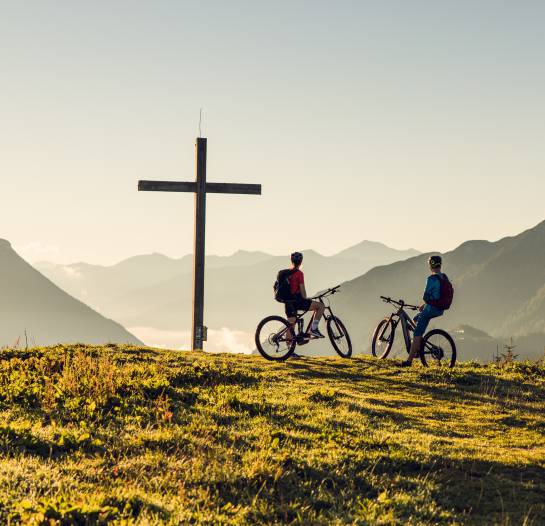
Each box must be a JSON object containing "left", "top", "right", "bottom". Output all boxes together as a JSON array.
[
  {"left": 255, "top": 285, "right": 352, "bottom": 361},
  {"left": 371, "top": 296, "right": 457, "bottom": 367}
]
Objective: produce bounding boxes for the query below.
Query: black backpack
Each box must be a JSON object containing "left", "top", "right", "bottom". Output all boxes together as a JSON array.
[{"left": 274, "top": 269, "right": 296, "bottom": 303}]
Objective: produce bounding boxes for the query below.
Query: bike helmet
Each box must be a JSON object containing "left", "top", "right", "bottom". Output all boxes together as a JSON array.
[
  {"left": 428, "top": 255, "right": 442, "bottom": 268},
  {"left": 291, "top": 251, "right": 303, "bottom": 265}
]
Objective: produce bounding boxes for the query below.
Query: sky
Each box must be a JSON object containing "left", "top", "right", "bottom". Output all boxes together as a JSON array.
[{"left": 1, "top": 1, "right": 545, "bottom": 265}]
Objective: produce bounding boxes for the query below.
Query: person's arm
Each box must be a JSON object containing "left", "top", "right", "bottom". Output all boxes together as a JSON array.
[
  {"left": 421, "top": 277, "right": 433, "bottom": 309},
  {"left": 298, "top": 272, "right": 308, "bottom": 299},
  {"left": 423, "top": 275, "right": 440, "bottom": 304},
  {"left": 300, "top": 283, "right": 307, "bottom": 299}
]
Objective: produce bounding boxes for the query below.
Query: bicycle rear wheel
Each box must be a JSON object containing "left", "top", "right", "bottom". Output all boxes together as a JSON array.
[
  {"left": 327, "top": 316, "right": 352, "bottom": 358},
  {"left": 371, "top": 318, "right": 395, "bottom": 359},
  {"left": 419, "top": 329, "right": 457, "bottom": 368},
  {"left": 255, "top": 316, "right": 296, "bottom": 361}
]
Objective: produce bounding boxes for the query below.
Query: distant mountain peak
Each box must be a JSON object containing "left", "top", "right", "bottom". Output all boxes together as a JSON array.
[
  {"left": 300, "top": 249, "right": 323, "bottom": 257},
  {"left": 334, "top": 240, "right": 420, "bottom": 261},
  {"left": 0, "top": 239, "right": 12, "bottom": 250},
  {"left": 353, "top": 240, "right": 389, "bottom": 248},
  {"left": 451, "top": 325, "right": 493, "bottom": 339},
  {"left": 356, "top": 239, "right": 419, "bottom": 251},
  {"left": 231, "top": 249, "right": 271, "bottom": 257}
]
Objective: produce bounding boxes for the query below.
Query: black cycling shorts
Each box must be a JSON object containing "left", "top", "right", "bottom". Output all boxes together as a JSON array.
[{"left": 285, "top": 295, "right": 312, "bottom": 318}]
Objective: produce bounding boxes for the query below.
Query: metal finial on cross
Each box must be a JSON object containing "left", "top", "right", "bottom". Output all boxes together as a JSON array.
[{"left": 138, "top": 138, "right": 261, "bottom": 351}]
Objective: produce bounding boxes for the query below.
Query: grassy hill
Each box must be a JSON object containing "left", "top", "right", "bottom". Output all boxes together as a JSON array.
[{"left": 0, "top": 346, "right": 544, "bottom": 525}]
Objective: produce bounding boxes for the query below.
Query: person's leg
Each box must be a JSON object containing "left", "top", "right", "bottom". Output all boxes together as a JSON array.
[
  {"left": 285, "top": 314, "right": 301, "bottom": 357},
  {"left": 404, "top": 308, "right": 441, "bottom": 365},
  {"left": 403, "top": 311, "right": 431, "bottom": 365},
  {"left": 308, "top": 301, "right": 325, "bottom": 336},
  {"left": 406, "top": 337, "right": 424, "bottom": 364},
  {"left": 310, "top": 301, "right": 325, "bottom": 322},
  {"left": 285, "top": 318, "right": 296, "bottom": 345},
  {"left": 285, "top": 303, "right": 296, "bottom": 342}
]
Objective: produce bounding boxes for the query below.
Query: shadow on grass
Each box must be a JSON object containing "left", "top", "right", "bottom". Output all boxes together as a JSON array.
[
  {"left": 208, "top": 457, "right": 377, "bottom": 523},
  {"left": 207, "top": 399, "right": 318, "bottom": 434},
  {"left": 198, "top": 448, "right": 545, "bottom": 524},
  {"left": 285, "top": 360, "right": 545, "bottom": 417},
  {"left": 378, "top": 454, "right": 545, "bottom": 524},
  {"left": 0, "top": 425, "right": 105, "bottom": 459}
]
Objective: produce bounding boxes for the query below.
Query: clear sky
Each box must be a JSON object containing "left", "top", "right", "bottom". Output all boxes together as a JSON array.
[{"left": 1, "top": 1, "right": 544, "bottom": 264}]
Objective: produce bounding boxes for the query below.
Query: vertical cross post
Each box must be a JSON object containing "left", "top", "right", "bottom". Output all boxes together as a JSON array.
[
  {"left": 193, "top": 138, "right": 207, "bottom": 351},
  {"left": 138, "top": 138, "right": 261, "bottom": 352}
]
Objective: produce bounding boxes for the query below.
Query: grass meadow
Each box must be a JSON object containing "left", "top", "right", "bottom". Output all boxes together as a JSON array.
[{"left": 0, "top": 345, "right": 543, "bottom": 524}]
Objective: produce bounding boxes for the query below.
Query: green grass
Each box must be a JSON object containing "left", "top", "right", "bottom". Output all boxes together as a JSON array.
[{"left": 0, "top": 345, "right": 544, "bottom": 525}]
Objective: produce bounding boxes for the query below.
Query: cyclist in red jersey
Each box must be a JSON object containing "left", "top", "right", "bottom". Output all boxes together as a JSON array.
[{"left": 286, "top": 252, "right": 325, "bottom": 338}]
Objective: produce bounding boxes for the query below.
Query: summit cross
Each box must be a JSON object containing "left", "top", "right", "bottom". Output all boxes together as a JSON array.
[{"left": 138, "top": 138, "right": 262, "bottom": 351}]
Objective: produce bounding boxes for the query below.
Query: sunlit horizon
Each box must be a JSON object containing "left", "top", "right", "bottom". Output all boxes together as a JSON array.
[{"left": 2, "top": 2, "right": 545, "bottom": 265}]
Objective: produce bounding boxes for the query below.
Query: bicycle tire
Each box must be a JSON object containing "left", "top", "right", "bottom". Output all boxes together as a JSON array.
[
  {"left": 419, "top": 329, "right": 457, "bottom": 368},
  {"left": 255, "top": 315, "right": 296, "bottom": 361},
  {"left": 327, "top": 316, "right": 352, "bottom": 358},
  {"left": 371, "top": 318, "right": 395, "bottom": 359}
]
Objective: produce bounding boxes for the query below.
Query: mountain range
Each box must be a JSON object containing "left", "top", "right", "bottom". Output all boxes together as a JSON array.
[
  {"left": 35, "top": 242, "right": 420, "bottom": 334},
  {"left": 0, "top": 240, "right": 142, "bottom": 347},
  {"left": 15, "top": 220, "right": 545, "bottom": 361},
  {"left": 330, "top": 220, "right": 545, "bottom": 360}
]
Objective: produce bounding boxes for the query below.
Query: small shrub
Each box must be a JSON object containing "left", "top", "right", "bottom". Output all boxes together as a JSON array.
[{"left": 308, "top": 388, "right": 338, "bottom": 405}]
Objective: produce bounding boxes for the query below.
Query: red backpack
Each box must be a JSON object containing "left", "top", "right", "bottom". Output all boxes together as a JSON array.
[{"left": 427, "top": 274, "right": 454, "bottom": 310}]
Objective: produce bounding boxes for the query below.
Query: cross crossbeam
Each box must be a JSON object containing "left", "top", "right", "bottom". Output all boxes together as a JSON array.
[
  {"left": 138, "top": 138, "right": 262, "bottom": 351},
  {"left": 138, "top": 180, "right": 261, "bottom": 195}
]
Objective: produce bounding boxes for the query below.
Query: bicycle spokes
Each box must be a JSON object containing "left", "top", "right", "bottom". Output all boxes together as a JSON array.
[
  {"left": 330, "top": 322, "right": 342, "bottom": 340},
  {"left": 269, "top": 327, "right": 292, "bottom": 350},
  {"left": 422, "top": 332, "right": 455, "bottom": 367},
  {"left": 327, "top": 316, "right": 352, "bottom": 358},
  {"left": 379, "top": 325, "right": 393, "bottom": 345},
  {"left": 429, "top": 344, "right": 445, "bottom": 361},
  {"left": 268, "top": 329, "right": 287, "bottom": 348},
  {"left": 256, "top": 317, "right": 295, "bottom": 360}
]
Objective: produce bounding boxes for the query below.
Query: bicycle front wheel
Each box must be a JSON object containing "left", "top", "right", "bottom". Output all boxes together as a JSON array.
[
  {"left": 327, "top": 316, "right": 352, "bottom": 358},
  {"left": 255, "top": 316, "right": 296, "bottom": 361},
  {"left": 371, "top": 318, "right": 395, "bottom": 359},
  {"left": 420, "top": 329, "right": 457, "bottom": 368}
]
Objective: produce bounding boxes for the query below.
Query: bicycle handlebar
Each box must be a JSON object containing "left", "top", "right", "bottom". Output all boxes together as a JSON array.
[
  {"left": 380, "top": 295, "right": 419, "bottom": 310},
  {"left": 312, "top": 285, "right": 341, "bottom": 300}
]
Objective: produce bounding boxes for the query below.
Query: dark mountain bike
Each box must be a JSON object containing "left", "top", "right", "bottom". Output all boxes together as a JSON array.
[
  {"left": 255, "top": 286, "right": 352, "bottom": 361},
  {"left": 371, "top": 296, "right": 457, "bottom": 367}
]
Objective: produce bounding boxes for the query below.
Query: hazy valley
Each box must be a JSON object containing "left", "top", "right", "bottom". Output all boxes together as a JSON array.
[
  {"left": 33, "top": 241, "right": 419, "bottom": 351},
  {"left": 3, "top": 222, "right": 545, "bottom": 361}
]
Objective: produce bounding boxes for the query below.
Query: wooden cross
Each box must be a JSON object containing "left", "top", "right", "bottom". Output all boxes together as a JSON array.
[{"left": 138, "top": 138, "right": 261, "bottom": 351}]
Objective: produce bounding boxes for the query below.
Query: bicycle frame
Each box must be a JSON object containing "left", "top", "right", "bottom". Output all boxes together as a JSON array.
[
  {"left": 276, "top": 291, "right": 339, "bottom": 344},
  {"left": 379, "top": 304, "right": 417, "bottom": 353}
]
